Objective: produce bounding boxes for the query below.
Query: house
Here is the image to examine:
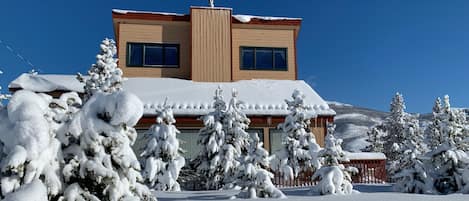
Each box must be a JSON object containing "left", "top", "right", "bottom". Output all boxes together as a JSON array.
[{"left": 8, "top": 5, "right": 336, "bottom": 161}]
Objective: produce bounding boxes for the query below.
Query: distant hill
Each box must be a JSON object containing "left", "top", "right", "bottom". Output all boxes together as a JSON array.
[
  {"left": 327, "top": 101, "right": 388, "bottom": 152},
  {"left": 327, "top": 101, "right": 438, "bottom": 152}
]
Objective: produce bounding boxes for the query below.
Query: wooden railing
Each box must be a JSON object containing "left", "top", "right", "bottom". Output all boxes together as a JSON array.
[{"left": 272, "top": 158, "right": 387, "bottom": 187}]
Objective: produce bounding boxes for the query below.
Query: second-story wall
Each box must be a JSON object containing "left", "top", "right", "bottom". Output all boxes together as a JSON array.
[
  {"left": 117, "top": 20, "right": 191, "bottom": 79},
  {"left": 191, "top": 7, "right": 232, "bottom": 82},
  {"left": 232, "top": 24, "right": 297, "bottom": 81}
]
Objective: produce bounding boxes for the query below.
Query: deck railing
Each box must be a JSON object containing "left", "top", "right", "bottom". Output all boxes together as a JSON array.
[{"left": 272, "top": 158, "right": 387, "bottom": 187}]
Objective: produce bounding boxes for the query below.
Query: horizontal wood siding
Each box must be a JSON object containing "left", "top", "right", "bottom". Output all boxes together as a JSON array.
[
  {"left": 191, "top": 8, "right": 232, "bottom": 82},
  {"left": 117, "top": 21, "right": 191, "bottom": 79},
  {"left": 232, "top": 27, "right": 296, "bottom": 81}
]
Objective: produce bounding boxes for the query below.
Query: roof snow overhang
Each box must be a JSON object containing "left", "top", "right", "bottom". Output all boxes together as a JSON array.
[{"left": 9, "top": 74, "right": 335, "bottom": 117}]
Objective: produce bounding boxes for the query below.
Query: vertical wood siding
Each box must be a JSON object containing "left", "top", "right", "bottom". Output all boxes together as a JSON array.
[
  {"left": 117, "top": 21, "right": 191, "bottom": 79},
  {"left": 191, "top": 8, "right": 232, "bottom": 82}
]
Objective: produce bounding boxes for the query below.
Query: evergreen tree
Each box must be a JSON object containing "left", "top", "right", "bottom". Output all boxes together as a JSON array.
[
  {"left": 271, "top": 90, "right": 321, "bottom": 180},
  {"left": 60, "top": 91, "right": 156, "bottom": 201},
  {"left": 235, "top": 134, "right": 286, "bottom": 199},
  {"left": 77, "top": 38, "right": 123, "bottom": 100},
  {"left": 383, "top": 93, "right": 407, "bottom": 164},
  {"left": 426, "top": 95, "right": 469, "bottom": 194},
  {"left": 192, "top": 87, "right": 226, "bottom": 190},
  {"left": 311, "top": 124, "right": 357, "bottom": 195},
  {"left": 426, "top": 97, "right": 443, "bottom": 150},
  {"left": 141, "top": 103, "right": 185, "bottom": 191},
  {"left": 220, "top": 89, "right": 251, "bottom": 187},
  {"left": 364, "top": 124, "right": 386, "bottom": 152},
  {"left": 393, "top": 116, "right": 431, "bottom": 193},
  {"left": 0, "top": 91, "right": 67, "bottom": 199}
]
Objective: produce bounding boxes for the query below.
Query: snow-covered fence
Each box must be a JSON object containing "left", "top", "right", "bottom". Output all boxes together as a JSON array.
[
  {"left": 343, "top": 152, "right": 387, "bottom": 184},
  {"left": 272, "top": 152, "right": 387, "bottom": 187},
  {"left": 273, "top": 170, "right": 316, "bottom": 187}
]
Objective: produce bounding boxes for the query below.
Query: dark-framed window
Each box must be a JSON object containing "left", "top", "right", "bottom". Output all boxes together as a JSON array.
[
  {"left": 127, "top": 42, "right": 179, "bottom": 67},
  {"left": 240, "top": 47, "right": 287, "bottom": 71},
  {"left": 269, "top": 128, "right": 283, "bottom": 154}
]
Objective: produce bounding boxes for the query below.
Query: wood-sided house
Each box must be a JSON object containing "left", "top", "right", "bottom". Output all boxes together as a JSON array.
[{"left": 9, "top": 6, "right": 336, "bottom": 161}]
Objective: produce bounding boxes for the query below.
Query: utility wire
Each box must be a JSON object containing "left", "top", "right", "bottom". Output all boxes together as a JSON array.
[{"left": 0, "top": 39, "right": 36, "bottom": 70}]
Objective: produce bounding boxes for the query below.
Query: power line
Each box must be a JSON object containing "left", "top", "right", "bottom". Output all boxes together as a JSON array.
[{"left": 0, "top": 39, "right": 36, "bottom": 70}]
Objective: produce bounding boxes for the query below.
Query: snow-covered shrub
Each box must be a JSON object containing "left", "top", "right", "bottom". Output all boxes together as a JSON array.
[
  {"left": 59, "top": 91, "right": 156, "bottom": 201},
  {"left": 77, "top": 38, "right": 123, "bottom": 100},
  {"left": 0, "top": 90, "right": 64, "bottom": 199},
  {"left": 220, "top": 89, "right": 251, "bottom": 188},
  {"left": 235, "top": 133, "right": 286, "bottom": 199},
  {"left": 192, "top": 87, "right": 226, "bottom": 190},
  {"left": 271, "top": 89, "right": 321, "bottom": 180},
  {"left": 393, "top": 117, "right": 431, "bottom": 193},
  {"left": 141, "top": 103, "right": 185, "bottom": 191},
  {"left": 2, "top": 180, "right": 47, "bottom": 201},
  {"left": 311, "top": 124, "right": 357, "bottom": 195}
]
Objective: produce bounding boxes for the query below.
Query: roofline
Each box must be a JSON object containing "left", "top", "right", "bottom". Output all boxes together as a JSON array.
[{"left": 112, "top": 9, "right": 302, "bottom": 26}]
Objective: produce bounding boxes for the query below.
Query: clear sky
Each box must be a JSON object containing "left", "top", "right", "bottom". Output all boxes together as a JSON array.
[{"left": 1, "top": 0, "right": 468, "bottom": 113}]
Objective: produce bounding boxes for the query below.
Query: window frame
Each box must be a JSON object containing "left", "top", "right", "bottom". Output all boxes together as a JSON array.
[
  {"left": 126, "top": 42, "right": 180, "bottom": 68},
  {"left": 240, "top": 46, "right": 288, "bottom": 71}
]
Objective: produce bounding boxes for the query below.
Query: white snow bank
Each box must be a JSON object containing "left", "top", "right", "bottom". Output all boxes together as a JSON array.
[
  {"left": 2, "top": 180, "right": 47, "bottom": 201},
  {"left": 112, "top": 8, "right": 186, "bottom": 16},
  {"left": 345, "top": 152, "right": 386, "bottom": 160},
  {"left": 9, "top": 74, "right": 335, "bottom": 116},
  {"left": 233, "top": 14, "right": 302, "bottom": 23},
  {"left": 154, "top": 185, "right": 469, "bottom": 201}
]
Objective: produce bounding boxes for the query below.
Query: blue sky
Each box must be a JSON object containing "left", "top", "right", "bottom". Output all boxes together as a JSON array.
[{"left": 1, "top": 0, "right": 469, "bottom": 113}]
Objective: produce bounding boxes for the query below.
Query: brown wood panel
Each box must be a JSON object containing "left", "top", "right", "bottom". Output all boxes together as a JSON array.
[
  {"left": 117, "top": 22, "right": 191, "bottom": 79},
  {"left": 232, "top": 28, "right": 296, "bottom": 81},
  {"left": 191, "top": 8, "right": 232, "bottom": 82}
]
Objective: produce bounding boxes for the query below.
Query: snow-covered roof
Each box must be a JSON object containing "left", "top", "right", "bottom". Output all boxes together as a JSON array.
[
  {"left": 345, "top": 152, "right": 387, "bottom": 160},
  {"left": 9, "top": 74, "right": 335, "bottom": 116},
  {"left": 112, "top": 8, "right": 301, "bottom": 24},
  {"left": 112, "top": 9, "right": 186, "bottom": 16},
  {"left": 232, "top": 15, "right": 302, "bottom": 23}
]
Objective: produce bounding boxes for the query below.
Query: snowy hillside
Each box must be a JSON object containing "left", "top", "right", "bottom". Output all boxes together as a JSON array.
[
  {"left": 328, "top": 101, "right": 435, "bottom": 152},
  {"left": 328, "top": 102, "right": 388, "bottom": 152}
]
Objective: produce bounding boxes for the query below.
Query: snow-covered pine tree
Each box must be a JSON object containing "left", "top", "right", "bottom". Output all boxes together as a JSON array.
[
  {"left": 60, "top": 91, "right": 156, "bottom": 201},
  {"left": 192, "top": 87, "right": 227, "bottom": 190},
  {"left": 235, "top": 133, "right": 286, "bottom": 199},
  {"left": 220, "top": 89, "right": 251, "bottom": 188},
  {"left": 77, "top": 38, "right": 123, "bottom": 100},
  {"left": 141, "top": 102, "right": 185, "bottom": 191},
  {"left": 0, "top": 91, "right": 65, "bottom": 200},
  {"left": 382, "top": 92, "right": 412, "bottom": 176},
  {"left": 426, "top": 97, "right": 443, "bottom": 150},
  {"left": 363, "top": 124, "right": 386, "bottom": 152},
  {"left": 271, "top": 89, "right": 321, "bottom": 181},
  {"left": 393, "top": 116, "right": 431, "bottom": 193},
  {"left": 311, "top": 124, "right": 357, "bottom": 195},
  {"left": 426, "top": 95, "right": 469, "bottom": 194}
]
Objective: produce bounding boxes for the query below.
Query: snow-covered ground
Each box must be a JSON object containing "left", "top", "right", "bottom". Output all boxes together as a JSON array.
[{"left": 155, "top": 184, "right": 468, "bottom": 201}]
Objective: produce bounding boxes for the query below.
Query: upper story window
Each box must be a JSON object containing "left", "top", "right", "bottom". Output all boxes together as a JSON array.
[
  {"left": 127, "top": 42, "right": 179, "bottom": 67},
  {"left": 240, "top": 47, "right": 287, "bottom": 71}
]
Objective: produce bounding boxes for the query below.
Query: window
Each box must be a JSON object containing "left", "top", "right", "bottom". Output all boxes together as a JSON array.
[
  {"left": 241, "top": 47, "right": 287, "bottom": 71},
  {"left": 127, "top": 43, "right": 179, "bottom": 67},
  {"left": 178, "top": 129, "right": 201, "bottom": 160},
  {"left": 269, "top": 129, "right": 283, "bottom": 154}
]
